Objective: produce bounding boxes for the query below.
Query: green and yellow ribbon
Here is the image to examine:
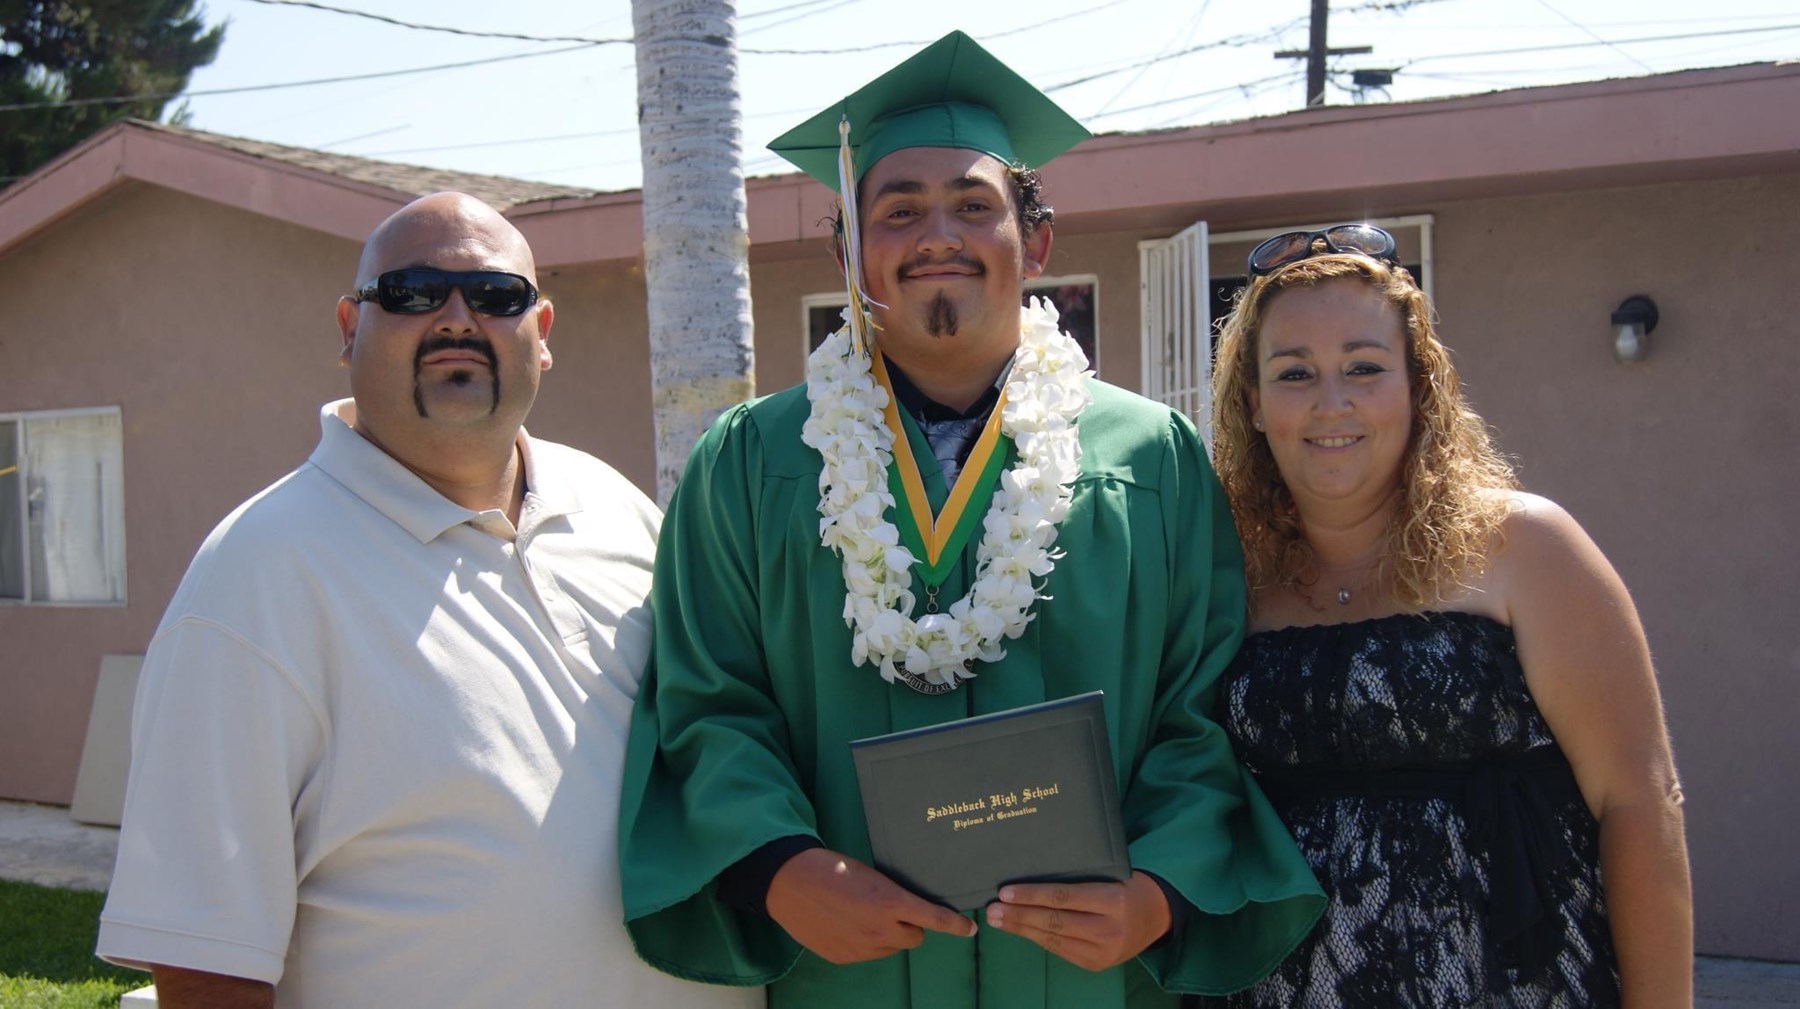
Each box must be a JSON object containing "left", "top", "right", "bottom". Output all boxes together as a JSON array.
[{"left": 870, "top": 348, "right": 1014, "bottom": 589}]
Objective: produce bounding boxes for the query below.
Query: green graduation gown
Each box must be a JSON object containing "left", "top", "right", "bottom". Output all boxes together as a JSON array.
[{"left": 620, "top": 377, "right": 1323, "bottom": 1009}]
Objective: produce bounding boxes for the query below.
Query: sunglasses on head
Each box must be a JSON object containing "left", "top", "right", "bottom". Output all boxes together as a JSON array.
[
  {"left": 1247, "top": 224, "right": 1397, "bottom": 277},
  {"left": 353, "top": 268, "right": 540, "bottom": 317}
]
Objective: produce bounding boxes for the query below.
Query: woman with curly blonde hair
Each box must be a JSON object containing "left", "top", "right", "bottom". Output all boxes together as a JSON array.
[{"left": 1194, "top": 225, "right": 1691, "bottom": 1008}]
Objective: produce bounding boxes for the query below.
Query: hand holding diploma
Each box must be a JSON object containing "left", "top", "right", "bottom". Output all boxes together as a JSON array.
[
  {"left": 984, "top": 871, "right": 1172, "bottom": 972},
  {"left": 767, "top": 847, "right": 977, "bottom": 964}
]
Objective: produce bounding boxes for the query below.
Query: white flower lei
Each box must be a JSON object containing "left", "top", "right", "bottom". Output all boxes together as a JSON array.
[{"left": 800, "top": 297, "right": 1093, "bottom": 688}]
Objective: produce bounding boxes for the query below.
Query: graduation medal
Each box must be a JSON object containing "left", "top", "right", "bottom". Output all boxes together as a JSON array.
[{"left": 801, "top": 297, "right": 1091, "bottom": 693}]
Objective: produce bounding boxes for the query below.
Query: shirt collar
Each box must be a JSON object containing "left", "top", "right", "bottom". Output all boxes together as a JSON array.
[
  {"left": 883, "top": 357, "right": 1014, "bottom": 422},
  {"left": 309, "top": 400, "right": 579, "bottom": 544}
]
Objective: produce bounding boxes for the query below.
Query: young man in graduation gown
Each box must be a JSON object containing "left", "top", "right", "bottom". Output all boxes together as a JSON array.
[{"left": 619, "top": 31, "right": 1324, "bottom": 1009}]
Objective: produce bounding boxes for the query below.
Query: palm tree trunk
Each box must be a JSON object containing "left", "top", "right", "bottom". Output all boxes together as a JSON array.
[{"left": 632, "top": 0, "right": 756, "bottom": 504}]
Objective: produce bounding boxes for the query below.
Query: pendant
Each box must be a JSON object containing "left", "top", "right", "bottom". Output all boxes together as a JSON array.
[
  {"left": 1336, "top": 587, "right": 1352, "bottom": 605},
  {"left": 896, "top": 657, "right": 978, "bottom": 695},
  {"left": 896, "top": 668, "right": 958, "bottom": 695}
]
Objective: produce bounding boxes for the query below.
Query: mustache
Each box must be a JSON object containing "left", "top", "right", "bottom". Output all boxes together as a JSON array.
[
  {"left": 413, "top": 335, "right": 498, "bottom": 372},
  {"left": 901, "top": 254, "right": 984, "bottom": 279},
  {"left": 411, "top": 336, "right": 501, "bottom": 418}
]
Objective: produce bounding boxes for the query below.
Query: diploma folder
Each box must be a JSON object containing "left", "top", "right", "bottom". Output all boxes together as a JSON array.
[{"left": 849, "top": 691, "right": 1130, "bottom": 911}]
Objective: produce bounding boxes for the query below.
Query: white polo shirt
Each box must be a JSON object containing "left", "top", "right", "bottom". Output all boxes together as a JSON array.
[{"left": 99, "top": 401, "right": 758, "bottom": 1009}]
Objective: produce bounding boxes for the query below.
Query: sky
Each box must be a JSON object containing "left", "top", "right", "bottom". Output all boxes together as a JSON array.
[{"left": 167, "top": 0, "right": 1800, "bottom": 194}]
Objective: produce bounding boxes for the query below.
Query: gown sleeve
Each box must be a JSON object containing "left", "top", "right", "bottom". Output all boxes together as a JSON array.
[
  {"left": 1124, "top": 413, "right": 1326, "bottom": 995},
  {"left": 618, "top": 404, "right": 808, "bottom": 986}
]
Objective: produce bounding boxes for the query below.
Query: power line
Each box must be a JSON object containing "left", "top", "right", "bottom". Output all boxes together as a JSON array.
[
  {"left": 315, "top": 123, "right": 409, "bottom": 149},
  {"left": 739, "top": 0, "right": 844, "bottom": 20},
  {"left": 0, "top": 43, "right": 598, "bottom": 113},
  {"left": 1148, "top": 71, "right": 1302, "bottom": 128},
  {"left": 350, "top": 102, "right": 816, "bottom": 158},
  {"left": 238, "top": 0, "right": 1180, "bottom": 56},
  {"left": 985, "top": 0, "right": 1134, "bottom": 42},
  {"left": 739, "top": 0, "right": 1135, "bottom": 53},
  {"left": 1, "top": 0, "right": 1159, "bottom": 117},
  {"left": 1087, "top": 71, "right": 1306, "bottom": 121},
  {"left": 1404, "top": 65, "right": 1615, "bottom": 81},
  {"left": 1093, "top": 0, "right": 1214, "bottom": 116},
  {"left": 1404, "top": 22, "right": 1800, "bottom": 65},
  {"left": 360, "top": 127, "right": 638, "bottom": 157},
  {"left": 243, "top": 0, "right": 629, "bottom": 45},
  {"left": 242, "top": 0, "right": 1121, "bottom": 55},
  {"left": 0, "top": 0, "right": 1453, "bottom": 118},
  {"left": 1046, "top": 18, "right": 1310, "bottom": 93},
  {"left": 739, "top": 0, "right": 866, "bottom": 37},
  {"left": 1043, "top": 0, "right": 1458, "bottom": 95},
  {"left": 1531, "top": 0, "right": 1655, "bottom": 73}
]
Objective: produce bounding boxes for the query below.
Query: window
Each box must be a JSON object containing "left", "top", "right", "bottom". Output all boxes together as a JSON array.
[
  {"left": 1028, "top": 275, "right": 1099, "bottom": 369},
  {"left": 0, "top": 408, "right": 126, "bottom": 605},
  {"left": 803, "top": 276, "right": 1101, "bottom": 371}
]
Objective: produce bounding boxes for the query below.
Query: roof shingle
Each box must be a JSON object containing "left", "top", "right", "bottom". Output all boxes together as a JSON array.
[{"left": 136, "top": 119, "right": 596, "bottom": 210}]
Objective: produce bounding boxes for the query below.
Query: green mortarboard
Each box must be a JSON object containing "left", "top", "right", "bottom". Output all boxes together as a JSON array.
[{"left": 768, "top": 30, "right": 1091, "bottom": 192}]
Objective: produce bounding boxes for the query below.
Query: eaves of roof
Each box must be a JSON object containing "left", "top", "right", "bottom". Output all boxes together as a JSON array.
[{"left": 0, "top": 118, "right": 595, "bottom": 259}]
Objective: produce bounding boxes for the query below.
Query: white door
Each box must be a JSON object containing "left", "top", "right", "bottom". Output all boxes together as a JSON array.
[{"left": 1138, "top": 220, "right": 1212, "bottom": 445}]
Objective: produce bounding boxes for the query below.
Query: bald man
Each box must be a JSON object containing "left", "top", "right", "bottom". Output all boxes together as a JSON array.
[{"left": 98, "top": 194, "right": 759, "bottom": 1009}]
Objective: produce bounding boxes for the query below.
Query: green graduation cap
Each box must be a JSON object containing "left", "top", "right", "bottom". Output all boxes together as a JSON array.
[{"left": 768, "top": 30, "right": 1091, "bottom": 191}]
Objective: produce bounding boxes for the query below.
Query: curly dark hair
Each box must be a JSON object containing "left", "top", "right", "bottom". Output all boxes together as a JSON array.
[
  {"left": 1007, "top": 164, "right": 1054, "bottom": 233},
  {"left": 1211, "top": 253, "right": 1519, "bottom": 608}
]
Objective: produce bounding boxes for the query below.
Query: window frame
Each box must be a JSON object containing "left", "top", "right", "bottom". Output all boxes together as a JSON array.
[{"left": 0, "top": 404, "right": 128, "bottom": 608}]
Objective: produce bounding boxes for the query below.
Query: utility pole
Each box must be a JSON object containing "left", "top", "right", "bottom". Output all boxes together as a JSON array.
[
  {"left": 1305, "top": 0, "right": 1329, "bottom": 106},
  {"left": 1275, "top": 0, "right": 1372, "bottom": 107}
]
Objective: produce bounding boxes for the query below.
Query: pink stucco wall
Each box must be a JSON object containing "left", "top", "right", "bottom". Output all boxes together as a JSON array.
[
  {"left": 1, "top": 184, "right": 350, "bottom": 802},
  {"left": 1427, "top": 175, "right": 1800, "bottom": 962}
]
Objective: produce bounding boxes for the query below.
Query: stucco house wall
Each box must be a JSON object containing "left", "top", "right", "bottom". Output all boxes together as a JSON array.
[
  {"left": 1428, "top": 174, "right": 1800, "bottom": 962},
  {"left": 1, "top": 184, "right": 349, "bottom": 802}
]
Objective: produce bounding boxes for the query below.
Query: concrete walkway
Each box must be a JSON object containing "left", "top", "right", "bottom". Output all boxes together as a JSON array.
[
  {"left": 1, "top": 798, "right": 1796, "bottom": 1005},
  {"left": 0, "top": 799, "right": 118, "bottom": 892}
]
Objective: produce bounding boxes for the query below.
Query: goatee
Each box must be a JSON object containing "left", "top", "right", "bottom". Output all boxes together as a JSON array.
[
  {"left": 412, "top": 336, "right": 501, "bottom": 417},
  {"left": 925, "top": 293, "right": 959, "bottom": 337}
]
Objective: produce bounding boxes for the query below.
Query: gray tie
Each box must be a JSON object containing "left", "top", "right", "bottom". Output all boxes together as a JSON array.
[{"left": 916, "top": 415, "right": 986, "bottom": 487}]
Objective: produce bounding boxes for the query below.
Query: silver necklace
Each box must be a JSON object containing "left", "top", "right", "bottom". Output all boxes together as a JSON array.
[{"left": 1309, "top": 554, "right": 1381, "bottom": 609}]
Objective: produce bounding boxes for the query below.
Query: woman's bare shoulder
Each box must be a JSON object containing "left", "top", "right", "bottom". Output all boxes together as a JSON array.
[
  {"left": 1480, "top": 489, "right": 1637, "bottom": 634},
  {"left": 1490, "top": 490, "right": 1594, "bottom": 567},
  {"left": 1440, "top": 490, "right": 1587, "bottom": 622}
]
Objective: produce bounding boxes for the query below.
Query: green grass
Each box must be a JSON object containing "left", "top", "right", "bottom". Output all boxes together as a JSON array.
[{"left": 0, "top": 879, "right": 146, "bottom": 1008}]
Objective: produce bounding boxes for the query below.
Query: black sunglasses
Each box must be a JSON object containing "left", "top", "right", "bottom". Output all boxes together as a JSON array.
[
  {"left": 353, "top": 268, "right": 540, "bottom": 317},
  {"left": 1247, "top": 224, "right": 1397, "bottom": 277}
]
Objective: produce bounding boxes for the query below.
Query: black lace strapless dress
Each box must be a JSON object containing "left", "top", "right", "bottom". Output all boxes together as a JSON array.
[{"left": 1196, "top": 611, "right": 1621, "bottom": 1008}]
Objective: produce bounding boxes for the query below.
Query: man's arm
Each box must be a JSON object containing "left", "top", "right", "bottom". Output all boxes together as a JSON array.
[{"left": 151, "top": 966, "right": 273, "bottom": 1009}]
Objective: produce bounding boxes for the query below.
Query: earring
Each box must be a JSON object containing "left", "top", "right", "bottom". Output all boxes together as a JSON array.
[{"left": 1252, "top": 417, "right": 1264, "bottom": 431}]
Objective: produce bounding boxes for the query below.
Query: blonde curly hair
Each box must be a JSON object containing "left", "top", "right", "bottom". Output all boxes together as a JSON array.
[{"left": 1211, "top": 253, "right": 1517, "bottom": 608}]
